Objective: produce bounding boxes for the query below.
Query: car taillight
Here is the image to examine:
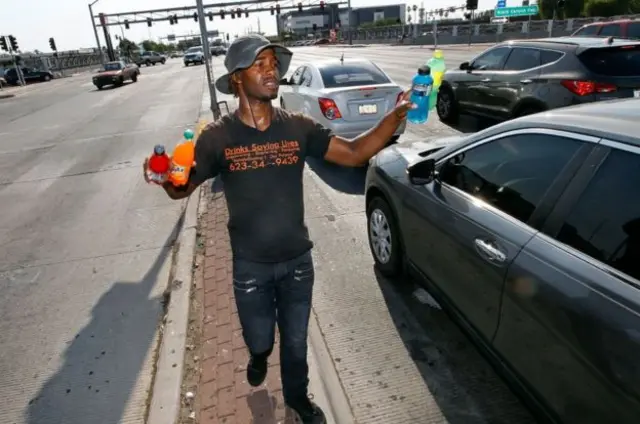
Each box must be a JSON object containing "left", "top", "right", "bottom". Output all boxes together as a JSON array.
[
  {"left": 318, "top": 98, "right": 342, "bottom": 120},
  {"left": 561, "top": 80, "right": 617, "bottom": 96}
]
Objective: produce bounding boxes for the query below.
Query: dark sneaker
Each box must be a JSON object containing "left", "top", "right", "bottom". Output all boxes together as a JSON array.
[
  {"left": 288, "top": 397, "right": 327, "bottom": 424},
  {"left": 246, "top": 355, "right": 268, "bottom": 387}
]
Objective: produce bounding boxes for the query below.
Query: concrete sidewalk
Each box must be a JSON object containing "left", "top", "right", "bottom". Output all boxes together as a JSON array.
[{"left": 181, "top": 188, "right": 352, "bottom": 423}]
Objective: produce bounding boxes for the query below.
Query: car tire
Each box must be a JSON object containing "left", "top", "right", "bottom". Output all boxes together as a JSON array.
[
  {"left": 96, "top": 85, "right": 103, "bottom": 90},
  {"left": 132, "top": 73, "right": 138, "bottom": 82},
  {"left": 43, "top": 75, "right": 51, "bottom": 82},
  {"left": 367, "top": 196, "right": 403, "bottom": 277},
  {"left": 117, "top": 77, "right": 124, "bottom": 87},
  {"left": 161, "top": 59, "right": 166, "bottom": 65},
  {"left": 146, "top": 61, "right": 151, "bottom": 66},
  {"left": 437, "top": 86, "right": 459, "bottom": 125}
]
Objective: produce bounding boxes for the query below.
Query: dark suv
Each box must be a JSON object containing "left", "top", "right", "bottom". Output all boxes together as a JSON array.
[{"left": 436, "top": 37, "right": 640, "bottom": 125}]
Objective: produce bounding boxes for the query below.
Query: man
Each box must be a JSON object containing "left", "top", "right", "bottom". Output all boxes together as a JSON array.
[{"left": 144, "top": 34, "right": 413, "bottom": 423}]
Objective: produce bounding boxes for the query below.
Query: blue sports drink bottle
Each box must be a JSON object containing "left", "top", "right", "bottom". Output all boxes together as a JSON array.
[{"left": 407, "top": 65, "right": 434, "bottom": 124}]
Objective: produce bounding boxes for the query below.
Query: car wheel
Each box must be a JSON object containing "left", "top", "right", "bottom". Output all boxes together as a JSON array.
[
  {"left": 367, "top": 196, "right": 403, "bottom": 276},
  {"left": 437, "top": 86, "right": 459, "bottom": 125},
  {"left": 96, "top": 85, "right": 103, "bottom": 90},
  {"left": 161, "top": 59, "right": 166, "bottom": 64},
  {"left": 43, "top": 74, "right": 51, "bottom": 81},
  {"left": 117, "top": 77, "right": 124, "bottom": 86},
  {"left": 131, "top": 73, "right": 138, "bottom": 82},
  {"left": 146, "top": 61, "right": 151, "bottom": 66}
]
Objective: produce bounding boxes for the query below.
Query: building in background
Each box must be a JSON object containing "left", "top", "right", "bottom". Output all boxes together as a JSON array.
[{"left": 277, "top": 3, "right": 406, "bottom": 36}]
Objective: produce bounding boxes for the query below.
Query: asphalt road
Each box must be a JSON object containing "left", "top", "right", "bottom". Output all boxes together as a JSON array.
[
  {"left": 0, "top": 61, "right": 206, "bottom": 424},
  {"left": 0, "top": 44, "right": 534, "bottom": 424}
]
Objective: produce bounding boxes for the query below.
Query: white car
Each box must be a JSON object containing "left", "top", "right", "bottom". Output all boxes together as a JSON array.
[
  {"left": 184, "top": 46, "right": 204, "bottom": 66},
  {"left": 280, "top": 58, "right": 406, "bottom": 142}
]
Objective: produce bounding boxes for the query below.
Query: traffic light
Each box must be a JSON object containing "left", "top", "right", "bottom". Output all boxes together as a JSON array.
[
  {"left": 466, "top": 0, "right": 478, "bottom": 9},
  {"left": 49, "top": 37, "right": 57, "bottom": 51},
  {"left": 173, "top": 14, "right": 178, "bottom": 23},
  {"left": 271, "top": 6, "right": 274, "bottom": 15},
  {"left": 276, "top": 4, "right": 281, "bottom": 14},
  {"left": 208, "top": 12, "right": 213, "bottom": 21},
  {"left": 147, "top": 18, "right": 152, "bottom": 27},
  {"left": 8, "top": 35, "right": 18, "bottom": 52},
  {"left": 193, "top": 12, "right": 198, "bottom": 22},
  {"left": 220, "top": 10, "right": 225, "bottom": 19},
  {"left": 231, "top": 11, "right": 235, "bottom": 19},
  {"left": 125, "top": 19, "right": 130, "bottom": 29},
  {"left": 237, "top": 8, "right": 242, "bottom": 17},
  {"left": 464, "top": 11, "right": 472, "bottom": 19},
  {"left": 226, "top": 34, "right": 229, "bottom": 41},
  {"left": 320, "top": 1, "right": 325, "bottom": 10},
  {"left": 0, "top": 36, "right": 7, "bottom": 52},
  {"left": 245, "top": 9, "right": 249, "bottom": 18},
  {"left": 298, "top": 2, "right": 303, "bottom": 12}
]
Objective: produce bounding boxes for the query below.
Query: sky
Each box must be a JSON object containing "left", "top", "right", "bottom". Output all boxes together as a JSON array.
[{"left": 0, "top": 0, "right": 501, "bottom": 52}]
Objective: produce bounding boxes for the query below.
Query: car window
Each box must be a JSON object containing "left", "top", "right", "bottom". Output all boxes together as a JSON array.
[
  {"left": 300, "top": 68, "right": 312, "bottom": 87},
  {"left": 599, "top": 24, "right": 622, "bottom": 36},
  {"left": 472, "top": 47, "right": 511, "bottom": 71},
  {"left": 319, "top": 63, "right": 390, "bottom": 88},
  {"left": 540, "top": 50, "right": 563, "bottom": 65},
  {"left": 439, "top": 133, "right": 582, "bottom": 223},
  {"left": 290, "top": 66, "right": 305, "bottom": 85},
  {"left": 503, "top": 48, "right": 541, "bottom": 71},
  {"left": 554, "top": 148, "right": 640, "bottom": 281},
  {"left": 573, "top": 25, "right": 599, "bottom": 36},
  {"left": 578, "top": 45, "right": 640, "bottom": 76},
  {"left": 627, "top": 22, "right": 640, "bottom": 39}
]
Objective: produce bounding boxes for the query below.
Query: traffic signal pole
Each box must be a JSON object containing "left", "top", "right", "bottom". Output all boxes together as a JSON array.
[
  {"left": 89, "top": 1, "right": 106, "bottom": 65},
  {"left": 196, "top": 0, "right": 221, "bottom": 120}
]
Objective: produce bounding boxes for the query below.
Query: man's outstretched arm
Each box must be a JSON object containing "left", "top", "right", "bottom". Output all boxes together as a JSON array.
[{"left": 324, "top": 90, "right": 413, "bottom": 167}]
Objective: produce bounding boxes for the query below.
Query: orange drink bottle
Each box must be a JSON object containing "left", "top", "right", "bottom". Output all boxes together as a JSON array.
[{"left": 169, "top": 129, "right": 195, "bottom": 187}]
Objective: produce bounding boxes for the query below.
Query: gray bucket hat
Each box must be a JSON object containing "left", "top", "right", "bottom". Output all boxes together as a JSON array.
[{"left": 215, "top": 34, "right": 293, "bottom": 95}]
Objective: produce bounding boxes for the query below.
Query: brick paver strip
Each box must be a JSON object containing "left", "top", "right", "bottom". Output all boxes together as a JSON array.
[{"left": 196, "top": 189, "right": 298, "bottom": 424}]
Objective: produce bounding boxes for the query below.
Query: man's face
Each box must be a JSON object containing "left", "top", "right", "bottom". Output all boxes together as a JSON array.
[{"left": 238, "top": 48, "right": 280, "bottom": 101}]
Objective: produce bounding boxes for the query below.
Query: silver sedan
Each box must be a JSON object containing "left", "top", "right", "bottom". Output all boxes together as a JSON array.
[{"left": 279, "top": 58, "right": 406, "bottom": 142}]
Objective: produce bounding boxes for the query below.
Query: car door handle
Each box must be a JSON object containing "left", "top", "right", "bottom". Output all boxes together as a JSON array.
[
  {"left": 520, "top": 79, "right": 533, "bottom": 84},
  {"left": 481, "top": 78, "right": 491, "bottom": 82},
  {"left": 474, "top": 239, "right": 507, "bottom": 263}
]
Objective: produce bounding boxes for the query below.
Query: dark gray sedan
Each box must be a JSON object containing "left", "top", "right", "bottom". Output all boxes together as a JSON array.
[{"left": 365, "top": 98, "right": 640, "bottom": 424}]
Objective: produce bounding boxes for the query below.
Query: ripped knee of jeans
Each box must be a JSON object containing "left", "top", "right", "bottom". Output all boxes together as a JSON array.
[{"left": 233, "top": 277, "right": 258, "bottom": 293}]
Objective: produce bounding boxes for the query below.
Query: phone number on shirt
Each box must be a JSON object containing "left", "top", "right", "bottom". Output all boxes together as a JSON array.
[{"left": 229, "top": 155, "right": 300, "bottom": 172}]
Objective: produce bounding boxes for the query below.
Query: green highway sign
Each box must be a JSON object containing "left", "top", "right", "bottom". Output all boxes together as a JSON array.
[{"left": 494, "top": 5, "right": 539, "bottom": 17}]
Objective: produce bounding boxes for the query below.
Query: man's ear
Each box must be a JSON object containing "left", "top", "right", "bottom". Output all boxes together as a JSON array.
[{"left": 231, "top": 72, "right": 241, "bottom": 86}]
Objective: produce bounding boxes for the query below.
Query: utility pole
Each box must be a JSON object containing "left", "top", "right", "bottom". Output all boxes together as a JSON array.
[
  {"left": 88, "top": 1, "right": 106, "bottom": 65},
  {"left": 347, "top": 0, "right": 352, "bottom": 45},
  {"left": 196, "top": 0, "right": 220, "bottom": 119}
]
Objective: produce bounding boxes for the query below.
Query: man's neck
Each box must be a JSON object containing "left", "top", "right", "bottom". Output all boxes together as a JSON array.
[{"left": 236, "top": 98, "right": 274, "bottom": 131}]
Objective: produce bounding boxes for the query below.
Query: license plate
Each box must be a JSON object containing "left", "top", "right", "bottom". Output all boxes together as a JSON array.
[
  {"left": 635, "top": 90, "right": 640, "bottom": 98},
  {"left": 358, "top": 104, "right": 377, "bottom": 115}
]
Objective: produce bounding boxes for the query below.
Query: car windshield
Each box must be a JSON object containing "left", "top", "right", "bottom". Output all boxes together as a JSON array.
[
  {"left": 579, "top": 45, "right": 640, "bottom": 76},
  {"left": 187, "top": 47, "right": 203, "bottom": 53},
  {"left": 319, "top": 62, "right": 390, "bottom": 88},
  {"left": 104, "top": 62, "right": 122, "bottom": 71}
]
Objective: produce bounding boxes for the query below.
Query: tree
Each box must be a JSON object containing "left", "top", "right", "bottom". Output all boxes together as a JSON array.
[
  {"left": 584, "top": 0, "right": 632, "bottom": 16},
  {"left": 118, "top": 37, "right": 138, "bottom": 60}
]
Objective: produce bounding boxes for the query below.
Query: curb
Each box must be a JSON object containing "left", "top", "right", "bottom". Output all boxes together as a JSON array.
[
  {"left": 309, "top": 310, "right": 355, "bottom": 424},
  {"left": 146, "top": 122, "right": 206, "bottom": 424}
]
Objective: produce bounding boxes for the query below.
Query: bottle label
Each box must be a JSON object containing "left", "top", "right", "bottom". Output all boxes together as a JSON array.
[{"left": 412, "top": 83, "right": 432, "bottom": 97}]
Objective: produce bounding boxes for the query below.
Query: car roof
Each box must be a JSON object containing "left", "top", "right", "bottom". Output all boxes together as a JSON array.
[
  {"left": 309, "top": 57, "right": 374, "bottom": 69},
  {"left": 478, "top": 98, "right": 640, "bottom": 147},
  {"left": 501, "top": 36, "right": 640, "bottom": 51},
  {"left": 581, "top": 19, "right": 637, "bottom": 26}
]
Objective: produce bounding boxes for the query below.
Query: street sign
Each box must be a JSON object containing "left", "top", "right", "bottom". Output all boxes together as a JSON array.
[
  {"left": 494, "top": 5, "right": 538, "bottom": 17},
  {"left": 497, "top": 0, "right": 506, "bottom": 7},
  {"left": 167, "top": 34, "right": 176, "bottom": 41}
]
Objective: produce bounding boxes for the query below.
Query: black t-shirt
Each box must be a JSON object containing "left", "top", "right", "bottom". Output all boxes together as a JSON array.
[{"left": 191, "top": 107, "right": 333, "bottom": 263}]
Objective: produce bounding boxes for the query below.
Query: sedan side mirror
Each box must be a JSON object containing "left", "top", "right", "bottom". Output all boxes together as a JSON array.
[
  {"left": 280, "top": 77, "right": 289, "bottom": 85},
  {"left": 460, "top": 61, "right": 470, "bottom": 71},
  {"left": 407, "top": 158, "right": 437, "bottom": 185}
]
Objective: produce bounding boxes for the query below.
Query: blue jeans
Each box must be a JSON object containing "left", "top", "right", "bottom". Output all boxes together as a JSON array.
[{"left": 232, "top": 250, "right": 315, "bottom": 404}]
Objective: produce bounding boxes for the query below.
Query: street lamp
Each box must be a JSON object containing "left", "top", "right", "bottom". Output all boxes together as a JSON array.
[{"left": 89, "top": 0, "right": 106, "bottom": 65}]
